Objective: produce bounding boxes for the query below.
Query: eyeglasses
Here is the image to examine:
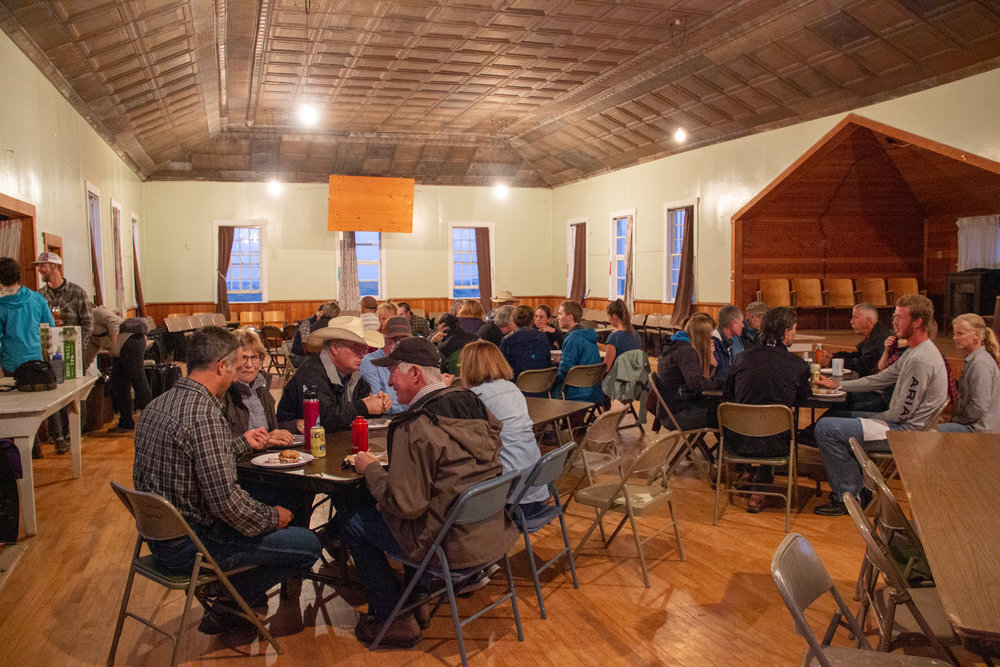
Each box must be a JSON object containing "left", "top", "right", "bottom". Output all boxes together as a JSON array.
[
  {"left": 239, "top": 353, "right": 263, "bottom": 365},
  {"left": 336, "top": 342, "right": 369, "bottom": 357}
]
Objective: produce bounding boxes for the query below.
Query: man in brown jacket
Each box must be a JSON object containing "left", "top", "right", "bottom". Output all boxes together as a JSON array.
[{"left": 344, "top": 337, "right": 514, "bottom": 648}]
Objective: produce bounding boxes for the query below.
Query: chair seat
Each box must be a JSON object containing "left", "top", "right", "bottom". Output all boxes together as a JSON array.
[
  {"left": 724, "top": 454, "right": 789, "bottom": 466},
  {"left": 809, "top": 646, "right": 947, "bottom": 666},
  {"left": 575, "top": 482, "right": 671, "bottom": 515},
  {"left": 572, "top": 450, "right": 620, "bottom": 475},
  {"left": 876, "top": 587, "right": 957, "bottom": 641}
]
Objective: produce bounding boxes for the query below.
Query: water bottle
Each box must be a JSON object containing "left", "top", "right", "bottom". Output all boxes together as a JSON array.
[{"left": 51, "top": 351, "right": 65, "bottom": 384}]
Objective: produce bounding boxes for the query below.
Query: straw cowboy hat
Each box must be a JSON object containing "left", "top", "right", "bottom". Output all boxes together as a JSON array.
[
  {"left": 305, "top": 316, "right": 384, "bottom": 353},
  {"left": 492, "top": 289, "right": 518, "bottom": 302}
]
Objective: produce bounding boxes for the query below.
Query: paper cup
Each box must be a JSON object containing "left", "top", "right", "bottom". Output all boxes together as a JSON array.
[{"left": 831, "top": 358, "right": 845, "bottom": 375}]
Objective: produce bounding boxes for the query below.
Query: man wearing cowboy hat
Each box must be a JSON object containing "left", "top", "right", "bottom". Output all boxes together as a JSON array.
[
  {"left": 276, "top": 316, "right": 392, "bottom": 432},
  {"left": 360, "top": 315, "right": 411, "bottom": 414}
]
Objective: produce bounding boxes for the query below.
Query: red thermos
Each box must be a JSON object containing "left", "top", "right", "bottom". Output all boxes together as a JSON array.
[{"left": 351, "top": 416, "right": 369, "bottom": 454}]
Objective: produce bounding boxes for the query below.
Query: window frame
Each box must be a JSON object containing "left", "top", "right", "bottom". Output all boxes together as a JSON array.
[
  {"left": 608, "top": 208, "right": 636, "bottom": 300},
  {"left": 566, "top": 217, "right": 587, "bottom": 298},
  {"left": 85, "top": 181, "right": 104, "bottom": 304},
  {"left": 340, "top": 231, "right": 387, "bottom": 299},
  {"left": 213, "top": 219, "right": 267, "bottom": 304},
  {"left": 447, "top": 222, "right": 495, "bottom": 300},
  {"left": 662, "top": 198, "right": 698, "bottom": 303}
]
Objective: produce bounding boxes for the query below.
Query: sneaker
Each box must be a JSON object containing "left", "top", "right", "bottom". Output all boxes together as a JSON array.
[
  {"left": 54, "top": 439, "right": 70, "bottom": 455},
  {"left": 813, "top": 502, "right": 848, "bottom": 517},
  {"left": 746, "top": 494, "right": 767, "bottom": 514},
  {"left": 354, "top": 612, "right": 421, "bottom": 648},
  {"left": 32, "top": 444, "right": 43, "bottom": 460},
  {"left": 107, "top": 424, "right": 134, "bottom": 434},
  {"left": 457, "top": 563, "right": 501, "bottom": 597},
  {"left": 197, "top": 606, "right": 256, "bottom": 635}
]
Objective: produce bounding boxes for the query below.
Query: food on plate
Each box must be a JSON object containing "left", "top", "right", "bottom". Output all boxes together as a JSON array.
[
  {"left": 813, "top": 387, "right": 840, "bottom": 395},
  {"left": 279, "top": 449, "right": 301, "bottom": 463}
]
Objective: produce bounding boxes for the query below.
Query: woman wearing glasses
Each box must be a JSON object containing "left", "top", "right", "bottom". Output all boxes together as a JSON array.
[{"left": 222, "top": 327, "right": 295, "bottom": 446}]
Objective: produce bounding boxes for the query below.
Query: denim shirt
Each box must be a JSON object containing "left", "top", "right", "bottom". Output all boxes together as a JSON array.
[{"left": 360, "top": 348, "right": 407, "bottom": 414}]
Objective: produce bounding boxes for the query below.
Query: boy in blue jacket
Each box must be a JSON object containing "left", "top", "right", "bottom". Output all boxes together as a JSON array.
[{"left": 551, "top": 300, "right": 602, "bottom": 403}]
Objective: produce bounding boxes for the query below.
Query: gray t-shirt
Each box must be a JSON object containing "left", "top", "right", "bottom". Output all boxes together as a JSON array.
[{"left": 950, "top": 346, "right": 1000, "bottom": 432}]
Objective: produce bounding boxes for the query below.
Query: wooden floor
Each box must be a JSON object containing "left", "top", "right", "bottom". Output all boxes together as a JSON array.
[{"left": 0, "top": 410, "right": 982, "bottom": 666}]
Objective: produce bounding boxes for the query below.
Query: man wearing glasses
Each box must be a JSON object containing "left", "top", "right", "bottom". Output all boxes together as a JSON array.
[{"left": 277, "top": 316, "right": 392, "bottom": 432}]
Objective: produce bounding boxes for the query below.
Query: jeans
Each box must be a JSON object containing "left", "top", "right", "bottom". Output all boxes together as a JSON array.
[
  {"left": 814, "top": 411, "right": 900, "bottom": 502},
  {"left": 46, "top": 408, "right": 69, "bottom": 444},
  {"left": 339, "top": 505, "right": 407, "bottom": 620},
  {"left": 149, "top": 522, "right": 321, "bottom": 605},
  {"left": 936, "top": 422, "right": 973, "bottom": 433},
  {"left": 112, "top": 335, "right": 152, "bottom": 428}
]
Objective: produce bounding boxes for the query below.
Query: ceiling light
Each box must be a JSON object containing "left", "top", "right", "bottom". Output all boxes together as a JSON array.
[
  {"left": 493, "top": 183, "right": 509, "bottom": 200},
  {"left": 674, "top": 127, "right": 687, "bottom": 143},
  {"left": 297, "top": 103, "right": 319, "bottom": 128},
  {"left": 267, "top": 180, "right": 283, "bottom": 196}
]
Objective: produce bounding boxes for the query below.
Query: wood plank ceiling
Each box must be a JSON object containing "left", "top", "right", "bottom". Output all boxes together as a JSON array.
[{"left": 2, "top": 0, "right": 1000, "bottom": 187}]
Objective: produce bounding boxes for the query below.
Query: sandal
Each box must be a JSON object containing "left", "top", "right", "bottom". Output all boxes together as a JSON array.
[{"left": 746, "top": 494, "right": 767, "bottom": 514}]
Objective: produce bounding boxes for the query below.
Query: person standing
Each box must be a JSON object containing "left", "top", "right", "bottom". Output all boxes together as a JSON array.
[
  {"left": 33, "top": 252, "right": 93, "bottom": 455},
  {"left": 107, "top": 316, "right": 153, "bottom": 434}
]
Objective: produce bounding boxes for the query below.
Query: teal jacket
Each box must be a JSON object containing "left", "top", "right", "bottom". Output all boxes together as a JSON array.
[
  {"left": 552, "top": 326, "right": 603, "bottom": 403},
  {"left": 0, "top": 286, "right": 55, "bottom": 373}
]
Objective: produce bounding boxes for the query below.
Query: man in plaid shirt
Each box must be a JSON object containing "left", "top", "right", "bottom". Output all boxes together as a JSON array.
[{"left": 134, "top": 326, "right": 321, "bottom": 634}]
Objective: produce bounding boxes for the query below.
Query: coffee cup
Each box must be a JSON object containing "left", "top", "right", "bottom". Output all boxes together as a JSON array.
[{"left": 831, "top": 358, "right": 845, "bottom": 375}]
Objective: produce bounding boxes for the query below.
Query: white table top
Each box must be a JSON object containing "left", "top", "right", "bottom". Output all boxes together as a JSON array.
[{"left": 0, "top": 375, "right": 99, "bottom": 418}]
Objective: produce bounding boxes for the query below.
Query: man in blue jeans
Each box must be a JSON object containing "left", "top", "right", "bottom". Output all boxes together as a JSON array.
[
  {"left": 133, "top": 326, "right": 321, "bottom": 633},
  {"left": 812, "top": 295, "right": 947, "bottom": 516}
]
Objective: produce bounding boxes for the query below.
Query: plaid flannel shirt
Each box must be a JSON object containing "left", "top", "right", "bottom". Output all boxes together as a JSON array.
[
  {"left": 133, "top": 377, "right": 278, "bottom": 536},
  {"left": 40, "top": 280, "right": 93, "bottom": 354}
]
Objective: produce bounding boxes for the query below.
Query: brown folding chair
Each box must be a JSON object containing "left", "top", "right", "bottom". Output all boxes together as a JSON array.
[
  {"left": 515, "top": 366, "right": 557, "bottom": 395},
  {"left": 107, "top": 482, "right": 281, "bottom": 666},
  {"left": 886, "top": 277, "right": 925, "bottom": 302},
  {"left": 757, "top": 279, "right": 791, "bottom": 307},
  {"left": 854, "top": 278, "right": 889, "bottom": 307},
  {"left": 647, "top": 371, "right": 718, "bottom": 482},
  {"left": 259, "top": 325, "right": 286, "bottom": 376},
  {"left": 791, "top": 278, "right": 824, "bottom": 308},
  {"left": 559, "top": 362, "right": 606, "bottom": 427}
]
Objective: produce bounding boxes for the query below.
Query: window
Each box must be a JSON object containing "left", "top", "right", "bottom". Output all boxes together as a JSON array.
[
  {"left": 355, "top": 231, "right": 383, "bottom": 297},
  {"left": 86, "top": 183, "right": 104, "bottom": 304},
  {"left": 448, "top": 224, "right": 493, "bottom": 299},
  {"left": 609, "top": 210, "right": 634, "bottom": 299},
  {"left": 663, "top": 200, "right": 696, "bottom": 302},
  {"left": 226, "top": 226, "right": 263, "bottom": 302}
]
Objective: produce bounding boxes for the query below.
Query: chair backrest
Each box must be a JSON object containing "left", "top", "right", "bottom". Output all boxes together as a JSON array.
[
  {"left": 630, "top": 313, "right": 647, "bottom": 328},
  {"left": 259, "top": 325, "right": 284, "bottom": 349},
  {"left": 843, "top": 493, "right": 910, "bottom": 592},
  {"left": 628, "top": 430, "right": 685, "bottom": 485},
  {"left": 887, "top": 277, "right": 920, "bottom": 299},
  {"left": 648, "top": 370, "right": 686, "bottom": 433},
  {"left": 263, "top": 310, "right": 284, "bottom": 326},
  {"left": 412, "top": 307, "right": 426, "bottom": 319},
  {"left": 143, "top": 316, "right": 157, "bottom": 331},
  {"left": 862, "top": 458, "right": 923, "bottom": 545},
  {"left": 511, "top": 441, "right": 577, "bottom": 505},
  {"left": 282, "top": 323, "right": 298, "bottom": 340},
  {"left": 515, "top": 366, "right": 557, "bottom": 394},
  {"left": 164, "top": 316, "right": 189, "bottom": 333},
  {"left": 855, "top": 278, "right": 888, "bottom": 307},
  {"left": 562, "top": 362, "right": 605, "bottom": 390},
  {"left": 717, "top": 402, "right": 795, "bottom": 439},
  {"left": 450, "top": 470, "right": 522, "bottom": 527},
  {"left": 922, "top": 400, "right": 949, "bottom": 431},
  {"left": 644, "top": 313, "right": 661, "bottom": 329},
  {"left": 771, "top": 533, "right": 872, "bottom": 665},
  {"left": 239, "top": 311, "right": 262, "bottom": 326},
  {"left": 194, "top": 314, "right": 214, "bottom": 327},
  {"left": 759, "top": 279, "right": 791, "bottom": 308},
  {"left": 165, "top": 312, "right": 189, "bottom": 319},
  {"left": 823, "top": 279, "right": 855, "bottom": 308},
  {"left": 110, "top": 481, "right": 193, "bottom": 543},
  {"left": 792, "top": 278, "right": 823, "bottom": 307},
  {"left": 579, "top": 405, "right": 628, "bottom": 449}
]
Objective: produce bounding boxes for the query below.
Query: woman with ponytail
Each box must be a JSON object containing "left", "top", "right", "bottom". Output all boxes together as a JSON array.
[
  {"left": 938, "top": 313, "right": 1000, "bottom": 432},
  {"left": 603, "top": 298, "right": 642, "bottom": 372}
]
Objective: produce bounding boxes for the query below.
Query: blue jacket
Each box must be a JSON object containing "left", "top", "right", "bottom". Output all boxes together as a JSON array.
[
  {"left": 499, "top": 327, "right": 552, "bottom": 379},
  {"left": 552, "top": 326, "right": 602, "bottom": 403},
  {"left": 0, "top": 286, "right": 55, "bottom": 373},
  {"left": 712, "top": 327, "right": 736, "bottom": 383}
]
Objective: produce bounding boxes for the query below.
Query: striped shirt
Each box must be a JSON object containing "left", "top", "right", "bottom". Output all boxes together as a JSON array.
[{"left": 133, "top": 377, "right": 278, "bottom": 536}]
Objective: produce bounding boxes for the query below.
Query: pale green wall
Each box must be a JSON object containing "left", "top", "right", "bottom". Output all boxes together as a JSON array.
[
  {"left": 141, "top": 181, "right": 553, "bottom": 302},
  {"left": 0, "top": 29, "right": 143, "bottom": 307},
  {"left": 551, "top": 67, "right": 1000, "bottom": 305}
]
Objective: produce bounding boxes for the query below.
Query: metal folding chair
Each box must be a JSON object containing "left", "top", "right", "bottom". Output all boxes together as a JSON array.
[
  {"left": 647, "top": 371, "right": 718, "bottom": 482},
  {"left": 515, "top": 366, "right": 557, "bottom": 395}
]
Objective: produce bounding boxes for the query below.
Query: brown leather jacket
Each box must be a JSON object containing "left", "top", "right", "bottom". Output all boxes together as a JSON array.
[{"left": 363, "top": 385, "right": 516, "bottom": 568}]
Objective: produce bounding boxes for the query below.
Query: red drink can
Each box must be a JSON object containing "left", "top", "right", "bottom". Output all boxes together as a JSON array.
[
  {"left": 303, "top": 398, "right": 319, "bottom": 433},
  {"left": 351, "top": 416, "right": 369, "bottom": 454}
]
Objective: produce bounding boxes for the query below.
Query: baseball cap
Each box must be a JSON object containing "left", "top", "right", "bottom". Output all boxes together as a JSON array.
[
  {"left": 31, "top": 252, "right": 62, "bottom": 266},
  {"left": 371, "top": 336, "right": 441, "bottom": 368},
  {"left": 383, "top": 316, "right": 412, "bottom": 340}
]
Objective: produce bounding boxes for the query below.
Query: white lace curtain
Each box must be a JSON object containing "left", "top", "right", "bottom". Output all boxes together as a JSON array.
[{"left": 956, "top": 215, "right": 1000, "bottom": 271}]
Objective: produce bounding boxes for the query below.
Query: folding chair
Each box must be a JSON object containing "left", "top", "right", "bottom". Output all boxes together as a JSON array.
[
  {"left": 508, "top": 442, "right": 579, "bottom": 619},
  {"left": 770, "top": 533, "right": 943, "bottom": 667},
  {"left": 573, "top": 431, "right": 686, "bottom": 587},
  {"left": 107, "top": 482, "right": 281, "bottom": 667},
  {"left": 714, "top": 402, "right": 797, "bottom": 532},
  {"left": 843, "top": 494, "right": 960, "bottom": 663},
  {"left": 369, "top": 470, "right": 524, "bottom": 667},
  {"left": 259, "top": 325, "right": 286, "bottom": 376},
  {"left": 647, "top": 371, "right": 718, "bottom": 482},
  {"left": 602, "top": 349, "right": 649, "bottom": 433},
  {"left": 559, "top": 362, "right": 606, "bottom": 426},
  {"left": 515, "top": 366, "right": 557, "bottom": 395},
  {"left": 870, "top": 400, "right": 948, "bottom": 481}
]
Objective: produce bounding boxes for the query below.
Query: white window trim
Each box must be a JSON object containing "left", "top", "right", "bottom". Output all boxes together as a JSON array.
[
  {"left": 130, "top": 213, "right": 140, "bottom": 309},
  {"left": 662, "top": 198, "right": 699, "bottom": 303},
  {"left": 85, "top": 181, "right": 104, "bottom": 303},
  {"left": 110, "top": 199, "right": 125, "bottom": 315},
  {"left": 213, "top": 219, "right": 268, "bottom": 303},
  {"left": 337, "top": 231, "right": 387, "bottom": 299},
  {"left": 566, "top": 217, "right": 587, "bottom": 299},
  {"left": 608, "top": 208, "right": 636, "bottom": 300},
  {"left": 447, "top": 222, "right": 495, "bottom": 300}
]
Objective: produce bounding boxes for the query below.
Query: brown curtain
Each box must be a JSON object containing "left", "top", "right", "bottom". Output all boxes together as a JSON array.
[
  {"left": 623, "top": 216, "right": 635, "bottom": 312},
  {"left": 474, "top": 227, "right": 492, "bottom": 314},
  {"left": 131, "top": 227, "right": 145, "bottom": 316},
  {"left": 672, "top": 205, "right": 695, "bottom": 324},
  {"left": 216, "top": 226, "right": 235, "bottom": 319},
  {"left": 89, "top": 229, "right": 103, "bottom": 307},
  {"left": 570, "top": 223, "right": 586, "bottom": 302},
  {"left": 339, "top": 232, "right": 360, "bottom": 311}
]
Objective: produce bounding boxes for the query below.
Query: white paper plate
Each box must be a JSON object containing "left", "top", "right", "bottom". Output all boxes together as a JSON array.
[
  {"left": 812, "top": 388, "right": 846, "bottom": 399},
  {"left": 368, "top": 418, "right": 391, "bottom": 430},
  {"left": 251, "top": 452, "right": 314, "bottom": 469}
]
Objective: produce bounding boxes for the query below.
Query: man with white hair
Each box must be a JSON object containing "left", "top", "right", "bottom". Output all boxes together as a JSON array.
[
  {"left": 831, "top": 302, "right": 894, "bottom": 412},
  {"left": 476, "top": 303, "right": 515, "bottom": 346},
  {"left": 341, "top": 337, "right": 513, "bottom": 648}
]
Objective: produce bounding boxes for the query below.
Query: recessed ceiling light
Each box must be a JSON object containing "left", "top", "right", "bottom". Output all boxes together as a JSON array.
[
  {"left": 297, "top": 103, "right": 319, "bottom": 128},
  {"left": 267, "top": 180, "right": 283, "bottom": 196},
  {"left": 493, "top": 183, "right": 509, "bottom": 200},
  {"left": 674, "top": 127, "right": 687, "bottom": 143}
]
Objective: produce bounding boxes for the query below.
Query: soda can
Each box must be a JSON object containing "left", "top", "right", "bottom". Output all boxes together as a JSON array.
[{"left": 310, "top": 425, "right": 326, "bottom": 458}]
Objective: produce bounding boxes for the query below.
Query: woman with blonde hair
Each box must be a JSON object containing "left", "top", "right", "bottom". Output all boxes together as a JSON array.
[
  {"left": 457, "top": 298, "right": 486, "bottom": 335},
  {"left": 938, "top": 313, "right": 1000, "bottom": 432},
  {"left": 652, "top": 312, "right": 720, "bottom": 429},
  {"left": 460, "top": 340, "right": 548, "bottom": 516}
]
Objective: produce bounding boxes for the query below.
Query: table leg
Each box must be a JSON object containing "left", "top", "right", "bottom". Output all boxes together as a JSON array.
[
  {"left": 68, "top": 399, "right": 82, "bottom": 479},
  {"left": 14, "top": 434, "right": 36, "bottom": 536}
]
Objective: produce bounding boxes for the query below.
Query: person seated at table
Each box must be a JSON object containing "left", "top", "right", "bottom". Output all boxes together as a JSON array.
[
  {"left": 277, "top": 317, "right": 391, "bottom": 432},
  {"left": 396, "top": 301, "right": 431, "bottom": 338},
  {"left": 827, "top": 302, "right": 895, "bottom": 412},
  {"left": 533, "top": 304, "right": 563, "bottom": 349},
  {"left": 938, "top": 313, "right": 1000, "bottom": 433},
  {"left": 456, "top": 298, "right": 486, "bottom": 336},
  {"left": 477, "top": 304, "right": 515, "bottom": 347},
  {"left": 340, "top": 337, "right": 514, "bottom": 648},
  {"left": 653, "top": 313, "right": 720, "bottom": 430},
  {"left": 712, "top": 304, "right": 744, "bottom": 380},
  {"left": 461, "top": 340, "right": 548, "bottom": 518},
  {"left": 430, "top": 313, "right": 477, "bottom": 377},
  {"left": 738, "top": 300, "right": 768, "bottom": 352},
  {"left": 499, "top": 305, "right": 552, "bottom": 380},
  {"left": 361, "top": 316, "right": 412, "bottom": 414},
  {"left": 360, "top": 296, "right": 380, "bottom": 331},
  {"left": 812, "top": 295, "right": 948, "bottom": 516},
  {"left": 134, "top": 326, "right": 321, "bottom": 634},
  {"left": 290, "top": 300, "right": 340, "bottom": 368},
  {"left": 601, "top": 298, "right": 642, "bottom": 372},
  {"left": 723, "top": 307, "right": 812, "bottom": 513},
  {"left": 376, "top": 301, "right": 396, "bottom": 332},
  {"left": 551, "top": 300, "right": 602, "bottom": 403}
]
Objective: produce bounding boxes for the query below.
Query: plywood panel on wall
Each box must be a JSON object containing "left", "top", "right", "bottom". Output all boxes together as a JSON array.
[{"left": 328, "top": 176, "right": 414, "bottom": 233}]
